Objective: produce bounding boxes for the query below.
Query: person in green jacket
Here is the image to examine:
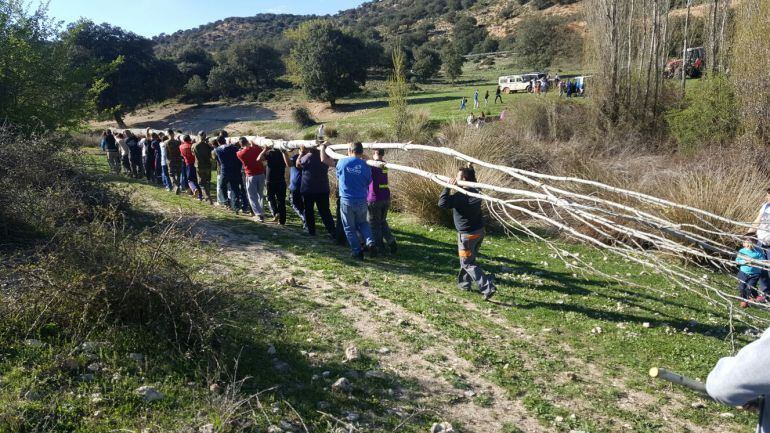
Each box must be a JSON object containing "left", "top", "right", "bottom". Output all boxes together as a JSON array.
[{"left": 164, "top": 129, "right": 183, "bottom": 194}]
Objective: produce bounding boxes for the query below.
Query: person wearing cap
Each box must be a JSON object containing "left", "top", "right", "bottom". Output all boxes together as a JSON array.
[
  {"left": 165, "top": 129, "right": 183, "bottom": 194},
  {"left": 236, "top": 137, "right": 267, "bottom": 222},
  {"left": 180, "top": 135, "right": 203, "bottom": 201}
]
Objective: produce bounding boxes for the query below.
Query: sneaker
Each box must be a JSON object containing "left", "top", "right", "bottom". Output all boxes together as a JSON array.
[
  {"left": 389, "top": 242, "right": 397, "bottom": 254},
  {"left": 458, "top": 285, "right": 472, "bottom": 292},
  {"left": 482, "top": 287, "right": 497, "bottom": 301},
  {"left": 258, "top": 215, "right": 265, "bottom": 223},
  {"left": 740, "top": 301, "right": 749, "bottom": 309},
  {"left": 352, "top": 251, "right": 364, "bottom": 260}
]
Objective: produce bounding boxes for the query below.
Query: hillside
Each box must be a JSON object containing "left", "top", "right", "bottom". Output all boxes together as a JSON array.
[
  {"left": 152, "top": 13, "right": 313, "bottom": 57},
  {"left": 152, "top": 0, "right": 585, "bottom": 57}
]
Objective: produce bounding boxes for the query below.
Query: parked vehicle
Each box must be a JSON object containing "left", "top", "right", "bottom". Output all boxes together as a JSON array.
[
  {"left": 498, "top": 72, "right": 546, "bottom": 93},
  {"left": 664, "top": 47, "right": 705, "bottom": 79}
]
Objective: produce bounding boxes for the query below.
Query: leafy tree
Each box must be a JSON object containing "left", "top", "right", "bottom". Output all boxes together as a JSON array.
[
  {"left": 286, "top": 20, "right": 369, "bottom": 107},
  {"left": 207, "top": 63, "right": 249, "bottom": 98},
  {"left": 513, "top": 16, "right": 578, "bottom": 71},
  {"left": 67, "top": 20, "right": 184, "bottom": 127},
  {"left": 182, "top": 75, "right": 210, "bottom": 104},
  {"left": 176, "top": 46, "right": 215, "bottom": 81},
  {"left": 441, "top": 45, "right": 465, "bottom": 82},
  {"left": 205, "top": 40, "right": 284, "bottom": 99},
  {"left": 0, "top": 1, "right": 92, "bottom": 130},
  {"left": 411, "top": 46, "right": 441, "bottom": 82},
  {"left": 452, "top": 15, "right": 487, "bottom": 54}
]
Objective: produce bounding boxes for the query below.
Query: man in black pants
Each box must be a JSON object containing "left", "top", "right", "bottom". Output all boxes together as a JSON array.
[
  {"left": 438, "top": 166, "right": 497, "bottom": 301},
  {"left": 298, "top": 145, "right": 335, "bottom": 237},
  {"left": 260, "top": 146, "right": 289, "bottom": 224}
]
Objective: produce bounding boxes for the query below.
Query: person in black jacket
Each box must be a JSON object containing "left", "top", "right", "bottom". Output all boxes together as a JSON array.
[{"left": 438, "top": 166, "right": 497, "bottom": 301}]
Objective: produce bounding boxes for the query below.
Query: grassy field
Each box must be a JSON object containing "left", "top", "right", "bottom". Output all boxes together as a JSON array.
[
  {"left": 247, "top": 59, "right": 590, "bottom": 139},
  {"left": 15, "top": 147, "right": 756, "bottom": 432}
]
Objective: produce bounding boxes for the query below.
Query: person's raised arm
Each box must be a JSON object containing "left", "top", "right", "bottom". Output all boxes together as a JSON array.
[
  {"left": 257, "top": 145, "right": 268, "bottom": 162},
  {"left": 438, "top": 178, "right": 458, "bottom": 209},
  {"left": 282, "top": 151, "right": 291, "bottom": 168},
  {"left": 319, "top": 144, "right": 335, "bottom": 167}
]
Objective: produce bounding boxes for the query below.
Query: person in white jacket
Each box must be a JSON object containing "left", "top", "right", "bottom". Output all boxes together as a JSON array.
[{"left": 707, "top": 328, "right": 770, "bottom": 432}]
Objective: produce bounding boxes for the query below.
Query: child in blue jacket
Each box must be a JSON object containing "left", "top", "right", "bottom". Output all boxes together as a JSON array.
[{"left": 737, "top": 237, "right": 766, "bottom": 308}]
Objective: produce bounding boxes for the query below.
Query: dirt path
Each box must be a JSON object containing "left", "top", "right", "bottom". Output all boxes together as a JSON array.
[{"left": 136, "top": 191, "right": 744, "bottom": 433}]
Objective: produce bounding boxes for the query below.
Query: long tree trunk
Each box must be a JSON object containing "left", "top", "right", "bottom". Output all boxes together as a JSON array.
[{"left": 681, "top": 0, "right": 692, "bottom": 99}]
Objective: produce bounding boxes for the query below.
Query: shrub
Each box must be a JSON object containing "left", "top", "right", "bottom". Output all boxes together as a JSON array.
[
  {"left": 513, "top": 15, "right": 580, "bottom": 70},
  {"left": 665, "top": 74, "right": 738, "bottom": 153},
  {"left": 182, "top": 74, "right": 210, "bottom": 104},
  {"left": 291, "top": 106, "right": 316, "bottom": 128},
  {"left": 367, "top": 127, "right": 390, "bottom": 141}
]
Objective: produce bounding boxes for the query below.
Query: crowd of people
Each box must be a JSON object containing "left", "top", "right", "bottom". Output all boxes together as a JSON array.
[{"left": 100, "top": 128, "right": 497, "bottom": 300}]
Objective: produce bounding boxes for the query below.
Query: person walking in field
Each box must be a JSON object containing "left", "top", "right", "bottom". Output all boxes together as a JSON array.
[
  {"left": 494, "top": 86, "right": 503, "bottom": 104},
  {"left": 330, "top": 141, "right": 377, "bottom": 260},
  {"left": 126, "top": 130, "right": 142, "bottom": 178},
  {"left": 367, "top": 149, "right": 397, "bottom": 254},
  {"left": 193, "top": 132, "right": 214, "bottom": 204},
  {"left": 484, "top": 89, "right": 489, "bottom": 106},
  {"left": 473, "top": 89, "right": 479, "bottom": 109},
  {"left": 101, "top": 129, "right": 120, "bottom": 174},
  {"left": 298, "top": 144, "right": 336, "bottom": 238},
  {"left": 438, "top": 166, "right": 497, "bottom": 301},
  {"left": 288, "top": 148, "right": 307, "bottom": 229},
  {"left": 165, "top": 129, "right": 183, "bottom": 194},
  {"left": 260, "top": 146, "right": 289, "bottom": 225},
  {"left": 215, "top": 136, "right": 248, "bottom": 213},
  {"left": 460, "top": 97, "right": 467, "bottom": 110},
  {"left": 236, "top": 137, "right": 267, "bottom": 222},
  {"left": 180, "top": 135, "right": 203, "bottom": 201},
  {"left": 142, "top": 131, "right": 156, "bottom": 183},
  {"left": 117, "top": 132, "right": 130, "bottom": 174}
]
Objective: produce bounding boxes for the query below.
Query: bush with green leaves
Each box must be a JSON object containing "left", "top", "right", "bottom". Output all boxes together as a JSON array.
[
  {"left": 411, "top": 46, "right": 442, "bottom": 82},
  {"left": 291, "top": 106, "right": 316, "bottom": 128},
  {"left": 666, "top": 74, "right": 738, "bottom": 153},
  {"left": 182, "top": 75, "right": 210, "bottom": 104}
]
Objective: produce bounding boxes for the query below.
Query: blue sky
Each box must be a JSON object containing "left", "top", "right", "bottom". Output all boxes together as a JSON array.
[{"left": 45, "top": 0, "right": 367, "bottom": 37}]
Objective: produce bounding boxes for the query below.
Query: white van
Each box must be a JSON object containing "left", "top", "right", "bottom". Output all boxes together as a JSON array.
[{"left": 498, "top": 75, "right": 529, "bottom": 93}]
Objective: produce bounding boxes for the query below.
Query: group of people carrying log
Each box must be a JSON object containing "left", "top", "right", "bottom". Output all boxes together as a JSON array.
[{"left": 99, "top": 128, "right": 497, "bottom": 301}]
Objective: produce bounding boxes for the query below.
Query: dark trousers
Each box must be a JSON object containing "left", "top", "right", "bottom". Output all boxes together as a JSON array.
[
  {"left": 738, "top": 271, "right": 761, "bottom": 300},
  {"left": 302, "top": 192, "right": 335, "bottom": 236},
  {"left": 457, "top": 229, "right": 495, "bottom": 293},
  {"left": 266, "top": 182, "right": 287, "bottom": 224},
  {"left": 143, "top": 156, "right": 155, "bottom": 182},
  {"left": 289, "top": 189, "right": 306, "bottom": 228},
  {"left": 494, "top": 94, "right": 503, "bottom": 103},
  {"left": 130, "top": 154, "right": 142, "bottom": 177},
  {"left": 221, "top": 176, "right": 248, "bottom": 212},
  {"left": 121, "top": 154, "right": 130, "bottom": 173}
]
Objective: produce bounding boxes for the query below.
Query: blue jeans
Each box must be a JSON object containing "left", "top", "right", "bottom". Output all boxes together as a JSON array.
[
  {"left": 161, "top": 165, "right": 171, "bottom": 189},
  {"left": 340, "top": 200, "right": 374, "bottom": 254},
  {"left": 216, "top": 172, "right": 227, "bottom": 204},
  {"left": 185, "top": 164, "right": 202, "bottom": 200}
]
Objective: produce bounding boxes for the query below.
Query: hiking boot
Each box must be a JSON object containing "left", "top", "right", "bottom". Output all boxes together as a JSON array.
[
  {"left": 272, "top": 216, "right": 280, "bottom": 223},
  {"left": 352, "top": 251, "right": 364, "bottom": 261},
  {"left": 389, "top": 242, "right": 398, "bottom": 254},
  {"left": 482, "top": 287, "right": 497, "bottom": 301}
]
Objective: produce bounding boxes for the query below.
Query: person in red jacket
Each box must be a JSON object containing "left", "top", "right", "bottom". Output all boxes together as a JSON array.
[
  {"left": 236, "top": 137, "right": 267, "bottom": 222},
  {"left": 179, "top": 135, "right": 202, "bottom": 201}
]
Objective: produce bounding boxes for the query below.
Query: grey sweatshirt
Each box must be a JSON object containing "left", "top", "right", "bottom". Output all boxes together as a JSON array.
[{"left": 707, "top": 327, "right": 770, "bottom": 433}]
